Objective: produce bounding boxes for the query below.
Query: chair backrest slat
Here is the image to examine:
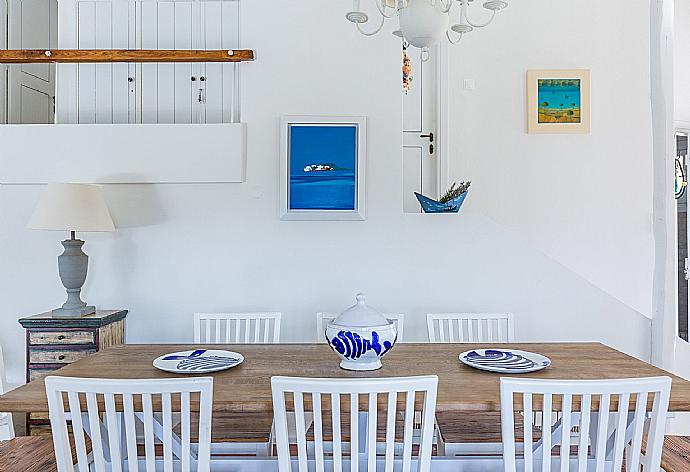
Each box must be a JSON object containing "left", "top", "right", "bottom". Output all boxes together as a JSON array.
[
  {"left": 331, "top": 392, "right": 343, "bottom": 472},
  {"left": 142, "top": 393, "right": 156, "bottom": 471},
  {"left": 46, "top": 376, "right": 213, "bottom": 472},
  {"left": 500, "top": 376, "right": 672, "bottom": 472},
  {"left": 86, "top": 392, "right": 107, "bottom": 472},
  {"left": 271, "top": 375, "right": 438, "bottom": 472},
  {"left": 66, "top": 392, "right": 90, "bottom": 470},
  {"left": 194, "top": 312, "right": 282, "bottom": 344},
  {"left": 401, "top": 390, "right": 415, "bottom": 472},
  {"left": 312, "top": 392, "right": 325, "bottom": 472},
  {"left": 627, "top": 392, "right": 648, "bottom": 472},
  {"left": 559, "top": 394, "right": 572, "bottom": 472},
  {"left": 350, "top": 394, "right": 359, "bottom": 472},
  {"left": 523, "top": 392, "right": 533, "bottom": 470},
  {"left": 317, "top": 313, "right": 405, "bottom": 343},
  {"left": 426, "top": 313, "right": 514, "bottom": 343},
  {"left": 384, "top": 391, "right": 397, "bottom": 472},
  {"left": 576, "top": 394, "right": 591, "bottom": 472},
  {"left": 104, "top": 393, "right": 123, "bottom": 472},
  {"left": 122, "top": 393, "right": 139, "bottom": 472},
  {"left": 541, "top": 393, "right": 552, "bottom": 472},
  {"left": 594, "top": 394, "right": 610, "bottom": 472}
]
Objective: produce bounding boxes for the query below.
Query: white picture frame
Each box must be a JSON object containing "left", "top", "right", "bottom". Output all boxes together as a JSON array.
[{"left": 279, "top": 115, "right": 367, "bottom": 221}]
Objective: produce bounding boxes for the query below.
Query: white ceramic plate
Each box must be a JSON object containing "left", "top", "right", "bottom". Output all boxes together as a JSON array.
[
  {"left": 459, "top": 348, "right": 551, "bottom": 374},
  {"left": 153, "top": 349, "right": 244, "bottom": 374}
]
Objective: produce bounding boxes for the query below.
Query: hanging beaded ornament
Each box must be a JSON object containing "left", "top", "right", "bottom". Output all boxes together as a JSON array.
[{"left": 402, "top": 42, "right": 413, "bottom": 95}]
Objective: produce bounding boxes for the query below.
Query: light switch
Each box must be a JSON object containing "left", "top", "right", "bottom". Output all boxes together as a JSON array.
[{"left": 463, "top": 79, "right": 476, "bottom": 90}]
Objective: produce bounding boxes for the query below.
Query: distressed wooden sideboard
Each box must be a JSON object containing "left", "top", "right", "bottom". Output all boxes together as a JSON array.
[{"left": 18, "top": 309, "right": 127, "bottom": 435}]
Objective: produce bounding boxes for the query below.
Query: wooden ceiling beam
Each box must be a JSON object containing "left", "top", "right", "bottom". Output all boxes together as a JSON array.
[{"left": 0, "top": 49, "right": 254, "bottom": 63}]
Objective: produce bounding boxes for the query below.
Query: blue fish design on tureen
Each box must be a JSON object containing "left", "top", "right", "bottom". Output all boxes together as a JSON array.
[{"left": 325, "top": 293, "right": 397, "bottom": 371}]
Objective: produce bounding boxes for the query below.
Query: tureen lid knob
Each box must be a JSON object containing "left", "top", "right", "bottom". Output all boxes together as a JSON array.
[{"left": 356, "top": 293, "right": 366, "bottom": 304}]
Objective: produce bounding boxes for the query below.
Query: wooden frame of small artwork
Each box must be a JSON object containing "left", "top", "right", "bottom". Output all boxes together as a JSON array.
[{"left": 527, "top": 69, "right": 590, "bottom": 134}]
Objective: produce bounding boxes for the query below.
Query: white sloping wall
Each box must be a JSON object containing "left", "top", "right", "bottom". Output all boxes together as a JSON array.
[{"left": 0, "top": 0, "right": 654, "bottom": 384}]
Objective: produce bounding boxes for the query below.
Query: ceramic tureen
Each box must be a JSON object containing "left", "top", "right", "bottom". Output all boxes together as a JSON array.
[{"left": 325, "top": 293, "right": 397, "bottom": 371}]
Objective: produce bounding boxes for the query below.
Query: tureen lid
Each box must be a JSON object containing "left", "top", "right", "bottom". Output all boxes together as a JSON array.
[{"left": 331, "top": 293, "right": 390, "bottom": 328}]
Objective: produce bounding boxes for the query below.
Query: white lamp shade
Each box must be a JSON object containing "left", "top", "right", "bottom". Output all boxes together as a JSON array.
[
  {"left": 28, "top": 183, "right": 115, "bottom": 232},
  {"left": 399, "top": 0, "right": 449, "bottom": 48}
]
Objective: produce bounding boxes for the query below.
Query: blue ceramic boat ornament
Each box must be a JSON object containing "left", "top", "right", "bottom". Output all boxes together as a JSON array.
[
  {"left": 325, "top": 293, "right": 397, "bottom": 371},
  {"left": 414, "top": 191, "right": 468, "bottom": 213}
]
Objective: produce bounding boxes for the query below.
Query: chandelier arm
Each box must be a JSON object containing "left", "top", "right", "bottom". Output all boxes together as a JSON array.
[
  {"left": 375, "top": 0, "right": 396, "bottom": 18},
  {"left": 465, "top": 9, "right": 497, "bottom": 28},
  {"left": 439, "top": 0, "right": 454, "bottom": 14},
  {"left": 446, "top": 29, "right": 463, "bottom": 45},
  {"left": 356, "top": 14, "right": 386, "bottom": 36}
]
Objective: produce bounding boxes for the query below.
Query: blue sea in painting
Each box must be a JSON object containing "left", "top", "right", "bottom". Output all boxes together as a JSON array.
[
  {"left": 537, "top": 80, "right": 581, "bottom": 110},
  {"left": 289, "top": 125, "right": 358, "bottom": 211},
  {"left": 537, "top": 79, "right": 582, "bottom": 124}
]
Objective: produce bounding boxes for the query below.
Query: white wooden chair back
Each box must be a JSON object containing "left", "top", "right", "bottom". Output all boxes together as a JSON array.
[
  {"left": 272, "top": 375, "right": 438, "bottom": 472},
  {"left": 194, "top": 312, "right": 281, "bottom": 344},
  {"left": 46, "top": 376, "right": 214, "bottom": 472},
  {"left": 426, "top": 313, "right": 514, "bottom": 343},
  {"left": 500, "top": 376, "right": 671, "bottom": 472},
  {"left": 317, "top": 313, "right": 405, "bottom": 342},
  {"left": 0, "top": 342, "right": 14, "bottom": 440}
]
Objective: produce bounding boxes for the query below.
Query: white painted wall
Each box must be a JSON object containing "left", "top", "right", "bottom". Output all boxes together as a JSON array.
[
  {"left": 449, "top": 0, "right": 654, "bottom": 319},
  {"left": 0, "top": 0, "right": 7, "bottom": 124},
  {"left": 0, "top": 0, "right": 654, "bottom": 384},
  {"left": 676, "top": 0, "right": 690, "bottom": 126}
]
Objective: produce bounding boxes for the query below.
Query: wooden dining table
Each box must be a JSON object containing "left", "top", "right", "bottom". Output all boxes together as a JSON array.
[{"left": 2, "top": 342, "right": 690, "bottom": 414}]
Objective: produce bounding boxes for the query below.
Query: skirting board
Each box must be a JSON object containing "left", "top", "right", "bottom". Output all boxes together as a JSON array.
[{"left": 0, "top": 123, "right": 246, "bottom": 184}]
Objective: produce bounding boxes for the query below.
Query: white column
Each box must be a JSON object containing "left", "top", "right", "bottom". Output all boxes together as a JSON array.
[{"left": 650, "top": 0, "right": 677, "bottom": 369}]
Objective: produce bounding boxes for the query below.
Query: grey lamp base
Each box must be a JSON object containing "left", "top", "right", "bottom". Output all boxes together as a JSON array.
[
  {"left": 52, "top": 237, "right": 96, "bottom": 319},
  {"left": 51, "top": 305, "right": 96, "bottom": 318}
]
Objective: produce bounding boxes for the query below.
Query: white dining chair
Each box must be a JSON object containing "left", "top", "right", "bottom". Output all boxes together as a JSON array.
[
  {"left": 0, "top": 342, "right": 15, "bottom": 440},
  {"left": 194, "top": 312, "right": 282, "bottom": 344},
  {"left": 193, "top": 312, "right": 281, "bottom": 456},
  {"left": 427, "top": 312, "right": 513, "bottom": 456},
  {"left": 272, "top": 375, "right": 438, "bottom": 472},
  {"left": 45, "top": 375, "right": 213, "bottom": 472},
  {"left": 317, "top": 312, "right": 406, "bottom": 342},
  {"left": 426, "top": 312, "right": 514, "bottom": 343},
  {"left": 500, "top": 376, "right": 671, "bottom": 472}
]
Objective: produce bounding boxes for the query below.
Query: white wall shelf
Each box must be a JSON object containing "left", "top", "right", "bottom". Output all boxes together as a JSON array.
[{"left": 0, "top": 123, "right": 246, "bottom": 184}]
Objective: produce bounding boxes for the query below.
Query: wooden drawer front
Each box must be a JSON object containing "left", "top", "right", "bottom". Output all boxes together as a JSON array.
[
  {"left": 29, "top": 367, "right": 61, "bottom": 382},
  {"left": 29, "top": 348, "right": 95, "bottom": 365},
  {"left": 29, "top": 330, "right": 95, "bottom": 345}
]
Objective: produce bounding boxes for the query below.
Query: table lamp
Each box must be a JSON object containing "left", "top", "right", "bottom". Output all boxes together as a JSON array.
[{"left": 28, "top": 183, "right": 115, "bottom": 318}]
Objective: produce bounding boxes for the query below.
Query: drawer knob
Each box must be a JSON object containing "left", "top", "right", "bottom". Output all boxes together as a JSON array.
[
  {"left": 58, "top": 355, "right": 65, "bottom": 361},
  {"left": 57, "top": 335, "right": 65, "bottom": 340}
]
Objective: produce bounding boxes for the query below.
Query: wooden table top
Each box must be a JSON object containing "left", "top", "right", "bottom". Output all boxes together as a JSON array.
[{"left": 2, "top": 343, "right": 690, "bottom": 413}]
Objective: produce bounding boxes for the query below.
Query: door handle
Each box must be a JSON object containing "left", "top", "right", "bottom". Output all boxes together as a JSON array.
[{"left": 420, "top": 132, "right": 434, "bottom": 142}]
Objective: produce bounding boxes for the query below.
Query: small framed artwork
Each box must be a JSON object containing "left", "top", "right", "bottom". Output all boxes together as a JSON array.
[
  {"left": 526, "top": 69, "right": 590, "bottom": 134},
  {"left": 280, "top": 115, "right": 366, "bottom": 220}
]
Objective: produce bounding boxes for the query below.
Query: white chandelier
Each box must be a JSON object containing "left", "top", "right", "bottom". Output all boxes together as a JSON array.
[{"left": 345, "top": 0, "right": 509, "bottom": 49}]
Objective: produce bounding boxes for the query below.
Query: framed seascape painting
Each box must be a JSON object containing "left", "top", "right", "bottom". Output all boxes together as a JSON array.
[
  {"left": 526, "top": 69, "right": 590, "bottom": 134},
  {"left": 280, "top": 116, "right": 366, "bottom": 220}
]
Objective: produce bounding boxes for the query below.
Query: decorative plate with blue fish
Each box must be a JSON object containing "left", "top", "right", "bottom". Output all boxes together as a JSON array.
[
  {"left": 153, "top": 349, "right": 244, "bottom": 374},
  {"left": 459, "top": 349, "right": 551, "bottom": 374}
]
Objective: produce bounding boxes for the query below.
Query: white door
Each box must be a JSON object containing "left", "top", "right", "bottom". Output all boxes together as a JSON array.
[
  {"left": 7, "top": 0, "right": 57, "bottom": 124},
  {"left": 403, "top": 46, "right": 438, "bottom": 213}
]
